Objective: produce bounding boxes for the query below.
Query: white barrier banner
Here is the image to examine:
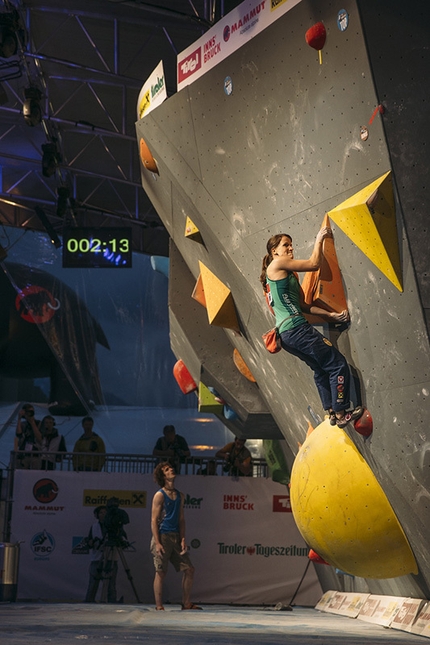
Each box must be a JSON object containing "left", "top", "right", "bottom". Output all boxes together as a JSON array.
[
  {"left": 137, "top": 60, "right": 167, "bottom": 120},
  {"left": 10, "top": 470, "right": 321, "bottom": 605},
  {"left": 177, "top": 0, "right": 303, "bottom": 91}
]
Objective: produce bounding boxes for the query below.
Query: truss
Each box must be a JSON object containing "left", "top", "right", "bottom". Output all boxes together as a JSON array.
[{"left": 0, "top": 0, "right": 233, "bottom": 254}]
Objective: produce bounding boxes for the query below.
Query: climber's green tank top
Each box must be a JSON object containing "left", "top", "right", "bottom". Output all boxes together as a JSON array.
[{"left": 266, "top": 274, "right": 307, "bottom": 333}]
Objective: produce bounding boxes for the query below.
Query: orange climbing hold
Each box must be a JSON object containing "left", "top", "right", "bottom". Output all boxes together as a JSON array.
[
  {"left": 139, "top": 137, "right": 158, "bottom": 174},
  {"left": 301, "top": 214, "right": 348, "bottom": 323},
  {"left": 233, "top": 349, "right": 256, "bottom": 383}
]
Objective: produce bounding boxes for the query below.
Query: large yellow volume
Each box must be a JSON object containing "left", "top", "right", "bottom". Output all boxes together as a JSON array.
[
  {"left": 290, "top": 419, "right": 417, "bottom": 579},
  {"left": 328, "top": 171, "right": 402, "bottom": 291}
]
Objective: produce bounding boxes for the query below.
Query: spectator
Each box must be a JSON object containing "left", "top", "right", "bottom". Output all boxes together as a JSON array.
[
  {"left": 14, "top": 403, "right": 42, "bottom": 469},
  {"left": 73, "top": 417, "right": 106, "bottom": 472},
  {"left": 39, "top": 415, "right": 67, "bottom": 470},
  {"left": 153, "top": 425, "right": 190, "bottom": 473},
  {"left": 216, "top": 437, "right": 252, "bottom": 477}
]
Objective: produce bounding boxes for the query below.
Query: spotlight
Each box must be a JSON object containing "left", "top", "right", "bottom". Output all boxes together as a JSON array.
[
  {"left": 56, "top": 186, "right": 70, "bottom": 217},
  {"left": 23, "top": 86, "right": 42, "bottom": 126},
  {"left": 41, "top": 141, "right": 61, "bottom": 178},
  {"left": 0, "top": 10, "right": 24, "bottom": 59},
  {"left": 34, "top": 206, "right": 62, "bottom": 249}
]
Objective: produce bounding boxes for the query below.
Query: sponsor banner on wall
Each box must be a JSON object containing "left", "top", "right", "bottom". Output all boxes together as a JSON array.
[
  {"left": 137, "top": 60, "right": 167, "bottom": 120},
  {"left": 177, "top": 0, "right": 303, "bottom": 91},
  {"left": 11, "top": 471, "right": 321, "bottom": 605}
]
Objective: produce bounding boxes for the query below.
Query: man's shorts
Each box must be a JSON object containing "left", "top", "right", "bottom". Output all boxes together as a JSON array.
[{"left": 150, "top": 532, "right": 193, "bottom": 573}]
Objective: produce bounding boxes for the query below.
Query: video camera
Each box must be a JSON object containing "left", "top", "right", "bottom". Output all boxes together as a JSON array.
[{"left": 103, "top": 497, "right": 130, "bottom": 548}]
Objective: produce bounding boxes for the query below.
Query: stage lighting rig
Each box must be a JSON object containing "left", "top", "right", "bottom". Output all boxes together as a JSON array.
[
  {"left": 23, "top": 86, "right": 42, "bottom": 126},
  {"left": 56, "top": 186, "right": 70, "bottom": 217},
  {"left": 41, "top": 141, "right": 62, "bottom": 178},
  {"left": 0, "top": 9, "right": 25, "bottom": 59},
  {"left": 34, "top": 206, "right": 62, "bottom": 249}
]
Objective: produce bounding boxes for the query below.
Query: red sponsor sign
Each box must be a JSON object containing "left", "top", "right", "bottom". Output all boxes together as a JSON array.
[
  {"left": 177, "top": 47, "right": 202, "bottom": 85},
  {"left": 272, "top": 495, "right": 292, "bottom": 512}
]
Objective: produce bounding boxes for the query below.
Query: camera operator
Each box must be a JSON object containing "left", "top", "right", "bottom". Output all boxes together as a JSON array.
[
  {"left": 84, "top": 505, "right": 109, "bottom": 602},
  {"left": 216, "top": 437, "right": 252, "bottom": 477},
  {"left": 104, "top": 496, "right": 130, "bottom": 548},
  {"left": 152, "top": 425, "right": 191, "bottom": 474},
  {"left": 84, "top": 499, "right": 130, "bottom": 603},
  {"left": 14, "top": 403, "right": 42, "bottom": 469}
]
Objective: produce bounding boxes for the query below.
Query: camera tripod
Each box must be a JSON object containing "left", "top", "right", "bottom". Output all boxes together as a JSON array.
[{"left": 99, "top": 543, "right": 141, "bottom": 604}]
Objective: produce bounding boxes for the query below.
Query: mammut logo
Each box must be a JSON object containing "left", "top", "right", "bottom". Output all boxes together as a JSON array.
[{"left": 33, "top": 479, "right": 59, "bottom": 504}]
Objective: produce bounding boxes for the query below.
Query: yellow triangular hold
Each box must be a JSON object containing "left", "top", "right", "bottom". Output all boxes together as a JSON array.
[
  {"left": 328, "top": 171, "right": 403, "bottom": 291},
  {"left": 184, "top": 216, "right": 203, "bottom": 243},
  {"left": 198, "top": 382, "right": 224, "bottom": 414},
  {"left": 198, "top": 261, "right": 240, "bottom": 331},
  {"left": 191, "top": 273, "right": 206, "bottom": 308}
]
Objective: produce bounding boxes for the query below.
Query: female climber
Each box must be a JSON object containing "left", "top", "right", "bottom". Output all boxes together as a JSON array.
[{"left": 259, "top": 227, "right": 363, "bottom": 428}]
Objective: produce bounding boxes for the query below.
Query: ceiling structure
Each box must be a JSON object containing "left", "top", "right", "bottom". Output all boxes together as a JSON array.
[{"left": 0, "top": 0, "right": 240, "bottom": 257}]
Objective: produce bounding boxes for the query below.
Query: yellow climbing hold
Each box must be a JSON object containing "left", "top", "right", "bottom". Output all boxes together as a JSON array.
[
  {"left": 197, "top": 382, "right": 224, "bottom": 414},
  {"left": 328, "top": 171, "right": 402, "bottom": 291},
  {"left": 184, "top": 216, "right": 203, "bottom": 243},
  {"left": 290, "top": 419, "right": 417, "bottom": 578},
  {"left": 198, "top": 261, "right": 240, "bottom": 332}
]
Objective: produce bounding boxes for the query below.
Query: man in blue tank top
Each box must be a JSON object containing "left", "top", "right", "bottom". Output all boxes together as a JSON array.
[{"left": 150, "top": 462, "right": 202, "bottom": 611}]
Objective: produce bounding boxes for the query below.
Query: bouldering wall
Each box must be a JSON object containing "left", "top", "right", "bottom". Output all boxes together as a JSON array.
[{"left": 136, "top": 0, "right": 430, "bottom": 599}]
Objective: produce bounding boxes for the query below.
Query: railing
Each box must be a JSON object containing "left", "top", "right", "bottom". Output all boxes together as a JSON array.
[{"left": 8, "top": 451, "right": 269, "bottom": 477}]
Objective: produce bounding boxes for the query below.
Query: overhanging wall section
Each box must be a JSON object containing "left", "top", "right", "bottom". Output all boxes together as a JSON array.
[{"left": 137, "top": 0, "right": 430, "bottom": 597}]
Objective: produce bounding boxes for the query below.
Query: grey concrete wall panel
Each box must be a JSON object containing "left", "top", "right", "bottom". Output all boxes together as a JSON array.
[
  {"left": 138, "top": 0, "right": 430, "bottom": 596},
  {"left": 169, "top": 241, "right": 283, "bottom": 439},
  {"left": 357, "top": 0, "right": 430, "bottom": 322}
]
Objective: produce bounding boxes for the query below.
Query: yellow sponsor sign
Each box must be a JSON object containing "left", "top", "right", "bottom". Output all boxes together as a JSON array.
[
  {"left": 83, "top": 490, "right": 147, "bottom": 508},
  {"left": 138, "top": 90, "right": 151, "bottom": 119},
  {"left": 271, "top": 0, "right": 289, "bottom": 10}
]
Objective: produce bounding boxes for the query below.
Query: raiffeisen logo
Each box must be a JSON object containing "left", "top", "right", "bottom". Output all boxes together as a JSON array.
[
  {"left": 270, "top": 0, "right": 288, "bottom": 10},
  {"left": 223, "top": 494, "right": 254, "bottom": 510},
  {"left": 31, "top": 530, "right": 56, "bottom": 558},
  {"left": 183, "top": 493, "right": 202, "bottom": 510},
  {"left": 217, "top": 542, "right": 308, "bottom": 557},
  {"left": 178, "top": 47, "right": 201, "bottom": 84}
]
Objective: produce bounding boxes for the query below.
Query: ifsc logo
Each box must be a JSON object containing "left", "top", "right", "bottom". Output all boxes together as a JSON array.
[{"left": 31, "top": 530, "right": 56, "bottom": 557}]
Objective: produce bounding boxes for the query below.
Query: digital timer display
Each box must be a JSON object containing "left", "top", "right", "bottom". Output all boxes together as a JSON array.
[{"left": 62, "top": 227, "right": 132, "bottom": 268}]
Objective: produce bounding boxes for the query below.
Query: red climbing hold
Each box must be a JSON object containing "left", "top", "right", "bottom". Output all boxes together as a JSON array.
[
  {"left": 305, "top": 22, "right": 326, "bottom": 64},
  {"left": 173, "top": 359, "right": 197, "bottom": 394},
  {"left": 354, "top": 407, "right": 373, "bottom": 437},
  {"left": 308, "top": 549, "right": 330, "bottom": 565}
]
